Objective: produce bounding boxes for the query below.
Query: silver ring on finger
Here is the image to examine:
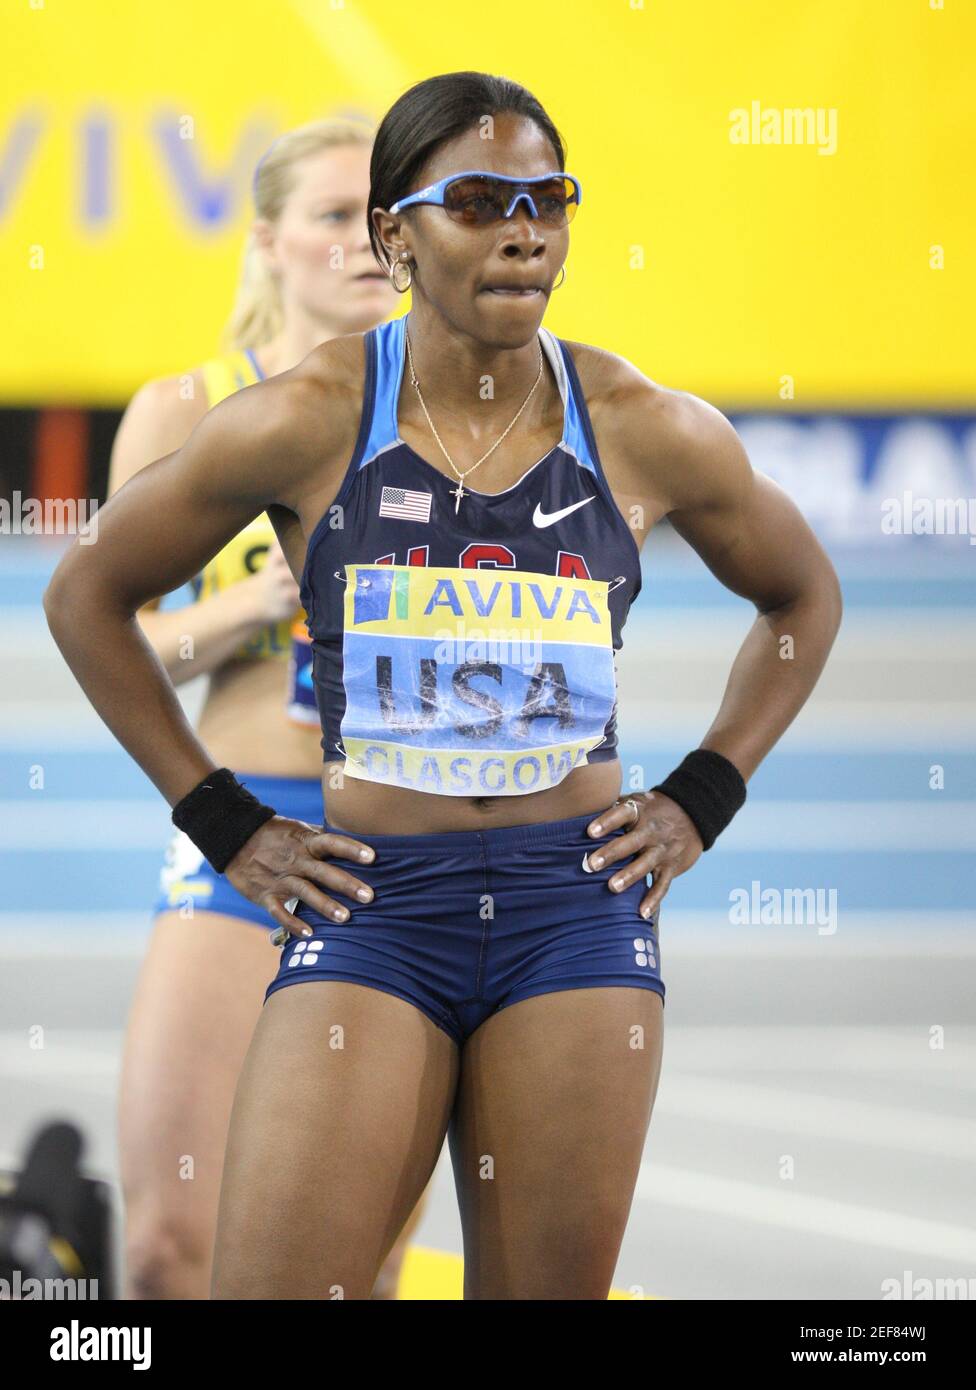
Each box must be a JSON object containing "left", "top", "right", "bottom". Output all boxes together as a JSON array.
[{"left": 270, "top": 895, "right": 301, "bottom": 948}]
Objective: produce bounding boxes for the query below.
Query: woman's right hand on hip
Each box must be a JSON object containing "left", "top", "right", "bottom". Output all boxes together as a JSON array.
[{"left": 223, "top": 817, "right": 376, "bottom": 938}]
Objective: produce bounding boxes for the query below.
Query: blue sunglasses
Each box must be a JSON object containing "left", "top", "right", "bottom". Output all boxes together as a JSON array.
[{"left": 390, "top": 170, "right": 582, "bottom": 227}]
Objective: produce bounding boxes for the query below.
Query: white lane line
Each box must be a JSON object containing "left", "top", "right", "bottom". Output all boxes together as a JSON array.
[
  {"left": 8, "top": 605, "right": 976, "bottom": 652},
  {"left": 618, "top": 702, "right": 976, "bottom": 750},
  {"left": 662, "top": 1025, "right": 976, "bottom": 1078},
  {"left": 1, "top": 799, "right": 974, "bottom": 852},
  {"left": 0, "top": 913, "right": 974, "bottom": 958},
  {"left": 718, "top": 801, "right": 976, "bottom": 850},
  {"left": 14, "top": 612, "right": 967, "bottom": 660},
  {"left": 635, "top": 1163, "right": 976, "bottom": 1262},
  {"left": 657, "top": 1075, "right": 976, "bottom": 1159},
  {"left": 656, "top": 911, "right": 976, "bottom": 956},
  {"left": 0, "top": 685, "right": 206, "bottom": 749},
  {"left": 625, "top": 609, "right": 976, "bottom": 654},
  {"left": 0, "top": 1053, "right": 119, "bottom": 1083},
  {"left": 2, "top": 704, "right": 975, "bottom": 752},
  {"left": 0, "top": 1031, "right": 121, "bottom": 1072},
  {"left": 0, "top": 912, "right": 151, "bottom": 956},
  {"left": 0, "top": 1066, "right": 118, "bottom": 1099},
  {"left": 0, "top": 1030, "right": 121, "bottom": 1097}
]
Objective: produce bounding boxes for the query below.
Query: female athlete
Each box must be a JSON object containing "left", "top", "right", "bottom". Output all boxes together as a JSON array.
[{"left": 47, "top": 73, "right": 841, "bottom": 1299}]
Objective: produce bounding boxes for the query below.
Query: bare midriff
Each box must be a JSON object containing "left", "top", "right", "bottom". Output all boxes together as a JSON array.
[
  {"left": 319, "top": 756, "right": 623, "bottom": 835},
  {"left": 195, "top": 659, "right": 623, "bottom": 831}
]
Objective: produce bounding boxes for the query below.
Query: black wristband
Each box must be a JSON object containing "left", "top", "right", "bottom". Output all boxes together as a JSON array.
[
  {"left": 171, "top": 768, "right": 276, "bottom": 873},
  {"left": 651, "top": 748, "right": 746, "bottom": 851}
]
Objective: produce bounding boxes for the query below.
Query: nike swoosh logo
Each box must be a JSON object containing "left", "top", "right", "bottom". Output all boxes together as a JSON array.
[{"left": 532, "top": 495, "right": 597, "bottom": 528}]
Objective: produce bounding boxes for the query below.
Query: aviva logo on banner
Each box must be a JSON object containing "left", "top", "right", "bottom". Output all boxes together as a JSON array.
[{"left": 339, "top": 564, "right": 616, "bottom": 796}]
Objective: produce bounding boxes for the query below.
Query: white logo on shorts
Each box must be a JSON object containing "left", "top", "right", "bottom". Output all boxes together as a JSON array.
[
  {"left": 633, "top": 937, "right": 656, "bottom": 969},
  {"left": 288, "top": 939, "right": 326, "bottom": 968}
]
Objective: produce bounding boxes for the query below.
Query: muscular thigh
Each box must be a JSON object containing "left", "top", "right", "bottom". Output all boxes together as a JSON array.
[
  {"left": 450, "top": 987, "right": 664, "bottom": 1300},
  {"left": 119, "top": 910, "right": 278, "bottom": 1223},
  {"left": 212, "top": 981, "right": 459, "bottom": 1300}
]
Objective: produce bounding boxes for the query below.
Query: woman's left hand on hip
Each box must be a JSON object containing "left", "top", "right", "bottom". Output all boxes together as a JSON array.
[{"left": 585, "top": 792, "right": 703, "bottom": 920}]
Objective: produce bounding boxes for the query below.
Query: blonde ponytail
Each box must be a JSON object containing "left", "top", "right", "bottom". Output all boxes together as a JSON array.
[{"left": 222, "top": 115, "right": 376, "bottom": 353}]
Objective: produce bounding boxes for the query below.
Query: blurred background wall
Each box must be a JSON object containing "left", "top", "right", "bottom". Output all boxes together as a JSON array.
[{"left": 2, "top": 0, "right": 972, "bottom": 525}]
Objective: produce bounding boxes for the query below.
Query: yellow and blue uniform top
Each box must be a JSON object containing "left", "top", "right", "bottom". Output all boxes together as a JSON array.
[{"left": 191, "top": 348, "right": 303, "bottom": 662}]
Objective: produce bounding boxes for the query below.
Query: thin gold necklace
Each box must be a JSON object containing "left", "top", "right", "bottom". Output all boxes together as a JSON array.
[{"left": 404, "top": 326, "right": 545, "bottom": 513}]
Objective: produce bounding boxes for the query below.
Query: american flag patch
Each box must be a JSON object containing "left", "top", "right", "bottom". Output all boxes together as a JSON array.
[{"left": 378, "top": 485, "right": 432, "bottom": 523}]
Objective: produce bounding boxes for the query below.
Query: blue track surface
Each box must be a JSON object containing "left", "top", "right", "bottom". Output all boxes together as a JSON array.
[{"left": 3, "top": 538, "right": 974, "bottom": 927}]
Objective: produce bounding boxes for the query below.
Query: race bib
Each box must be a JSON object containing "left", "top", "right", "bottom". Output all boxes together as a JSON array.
[{"left": 337, "top": 563, "right": 617, "bottom": 796}]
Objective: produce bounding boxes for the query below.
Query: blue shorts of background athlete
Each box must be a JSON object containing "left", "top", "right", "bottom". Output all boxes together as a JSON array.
[
  {"left": 153, "top": 773, "right": 324, "bottom": 927},
  {"left": 265, "top": 810, "right": 665, "bottom": 1047}
]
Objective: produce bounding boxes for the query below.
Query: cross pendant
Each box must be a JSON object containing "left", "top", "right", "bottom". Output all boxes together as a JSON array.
[{"left": 450, "top": 479, "right": 465, "bottom": 513}]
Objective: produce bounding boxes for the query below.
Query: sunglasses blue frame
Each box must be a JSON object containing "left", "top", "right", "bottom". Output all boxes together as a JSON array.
[{"left": 389, "top": 169, "right": 582, "bottom": 222}]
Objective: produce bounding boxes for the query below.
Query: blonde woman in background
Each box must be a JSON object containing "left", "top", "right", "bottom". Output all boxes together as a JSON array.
[{"left": 110, "top": 117, "right": 410, "bottom": 1298}]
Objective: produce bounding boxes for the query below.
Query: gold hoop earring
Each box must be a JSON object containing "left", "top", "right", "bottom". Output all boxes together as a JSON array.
[
  {"left": 390, "top": 253, "right": 413, "bottom": 294},
  {"left": 552, "top": 265, "right": 567, "bottom": 290}
]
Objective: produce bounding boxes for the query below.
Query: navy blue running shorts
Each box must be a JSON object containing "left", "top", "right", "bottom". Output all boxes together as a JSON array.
[
  {"left": 153, "top": 773, "right": 324, "bottom": 927},
  {"left": 264, "top": 809, "right": 665, "bottom": 1046}
]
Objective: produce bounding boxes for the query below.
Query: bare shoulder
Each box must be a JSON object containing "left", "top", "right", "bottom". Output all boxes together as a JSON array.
[
  {"left": 109, "top": 368, "right": 210, "bottom": 493},
  {"left": 179, "top": 332, "right": 370, "bottom": 512},
  {"left": 292, "top": 331, "right": 368, "bottom": 429},
  {"left": 128, "top": 369, "right": 209, "bottom": 436},
  {"left": 247, "top": 331, "right": 366, "bottom": 462},
  {"left": 561, "top": 339, "right": 752, "bottom": 512}
]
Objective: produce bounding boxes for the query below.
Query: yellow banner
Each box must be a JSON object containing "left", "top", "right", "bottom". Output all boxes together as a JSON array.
[{"left": 1, "top": 0, "right": 972, "bottom": 406}]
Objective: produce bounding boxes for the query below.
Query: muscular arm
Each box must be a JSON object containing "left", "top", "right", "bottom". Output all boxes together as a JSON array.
[
  {"left": 576, "top": 370, "right": 843, "bottom": 919},
  {"left": 44, "top": 374, "right": 322, "bottom": 805},
  {"left": 108, "top": 376, "right": 290, "bottom": 683},
  {"left": 650, "top": 390, "right": 843, "bottom": 779}
]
